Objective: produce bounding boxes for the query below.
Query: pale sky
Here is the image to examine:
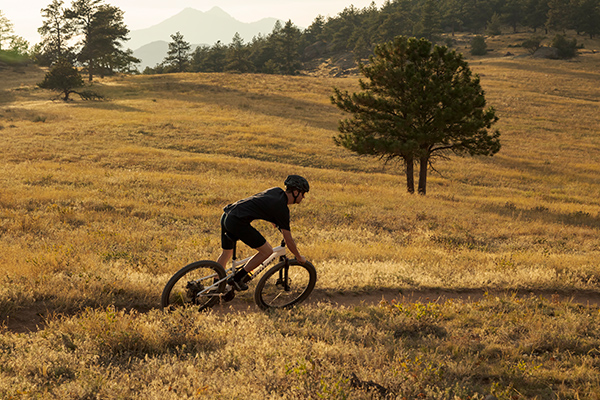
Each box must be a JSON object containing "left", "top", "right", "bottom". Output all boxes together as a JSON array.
[{"left": 2, "top": 0, "right": 383, "bottom": 46}]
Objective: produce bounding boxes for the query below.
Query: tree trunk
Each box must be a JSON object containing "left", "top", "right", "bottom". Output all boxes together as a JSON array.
[
  {"left": 405, "top": 157, "right": 415, "bottom": 194},
  {"left": 418, "top": 155, "right": 428, "bottom": 195},
  {"left": 88, "top": 60, "right": 94, "bottom": 81}
]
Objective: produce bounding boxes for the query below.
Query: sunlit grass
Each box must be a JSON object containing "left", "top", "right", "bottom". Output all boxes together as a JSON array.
[
  {"left": 1, "top": 297, "right": 599, "bottom": 399},
  {"left": 2, "top": 56, "right": 599, "bottom": 297}
]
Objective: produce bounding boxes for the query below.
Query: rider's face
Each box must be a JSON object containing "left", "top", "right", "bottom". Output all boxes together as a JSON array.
[{"left": 295, "top": 190, "right": 306, "bottom": 204}]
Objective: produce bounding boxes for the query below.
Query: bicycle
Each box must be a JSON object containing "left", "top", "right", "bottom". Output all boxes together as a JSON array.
[{"left": 161, "top": 237, "right": 317, "bottom": 311}]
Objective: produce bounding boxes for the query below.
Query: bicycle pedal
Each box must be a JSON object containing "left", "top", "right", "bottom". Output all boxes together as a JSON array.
[{"left": 223, "top": 289, "right": 236, "bottom": 302}]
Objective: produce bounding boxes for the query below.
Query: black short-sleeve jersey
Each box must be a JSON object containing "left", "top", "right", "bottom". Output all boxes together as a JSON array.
[{"left": 223, "top": 187, "right": 290, "bottom": 231}]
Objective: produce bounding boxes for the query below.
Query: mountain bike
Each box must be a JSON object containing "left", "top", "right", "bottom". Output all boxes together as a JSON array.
[{"left": 161, "top": 238, "right": 317, "bottom": 311}]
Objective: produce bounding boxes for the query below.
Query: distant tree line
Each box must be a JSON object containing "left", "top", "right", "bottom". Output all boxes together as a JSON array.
[
  {"left": 145, "top": 0, "right": 600, "bottom": 75},
  {"left": 2, "top": 0, "right": 599, "bottom": 74},
  {"left": 146, "top": 21, "right": 304, "bottom": 75}
]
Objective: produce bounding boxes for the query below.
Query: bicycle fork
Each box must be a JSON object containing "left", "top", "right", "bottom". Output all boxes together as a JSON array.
[{"left": 276, "top": 257, "right": 291, "bottom": 291}]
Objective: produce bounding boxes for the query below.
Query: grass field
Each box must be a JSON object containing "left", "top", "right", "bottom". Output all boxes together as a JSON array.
[{"left": 1, "top": 33, "right": 599, "bottom": 399}]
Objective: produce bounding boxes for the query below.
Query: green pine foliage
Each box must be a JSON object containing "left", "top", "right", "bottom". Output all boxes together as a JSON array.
[
  {"left": 163, "top": 31, "right": 191, "bottom": 72},
  {"left": 35, "top": 0, "right": 136, "bottom": 78},
  {"left": 551, "top": 34, "right": 579, "bottom": 58},
  {"left": 37, "top": 58, "right": 84, "bottom": 100},
  {"left": 331, "top": 36, "right": 500, "bottom": 195},
  {"left": 470, "top": 35, "right": 488, "bottom": 55}
]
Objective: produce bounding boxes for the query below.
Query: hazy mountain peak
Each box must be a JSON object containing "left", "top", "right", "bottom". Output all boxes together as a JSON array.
[{"left": 206, "top": 6, "right": 233, "bottom": 18}]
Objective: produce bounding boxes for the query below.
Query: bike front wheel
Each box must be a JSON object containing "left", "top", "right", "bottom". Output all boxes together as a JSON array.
[
  {"left": 254, "top": 260, "right": 317, "bottom": 310},
  {"left": 161, "top": 260, "right": 227, "bottom": 312}
]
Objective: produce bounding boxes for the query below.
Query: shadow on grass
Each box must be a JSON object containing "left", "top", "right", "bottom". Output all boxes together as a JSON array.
[
  {"left": 71, "top": 101, "right": 144, "bottom": 113},
  {"left": 483, "top": 201, "right": 600, "bottom": 230},
  {"left": 131, "top": 75, "right": 340, "bottom": 131},
  {"left": 1, "top": 298, "right": 156, "bottom": 334},
  {"left": 306, "top": 287, "right": 600, "bottom": 308},
  {"left": 486, "top": 58, "right": 600, "bottom": 83},
  {"left": 485, "top": 155, "right": 600, "bottom": 188}
]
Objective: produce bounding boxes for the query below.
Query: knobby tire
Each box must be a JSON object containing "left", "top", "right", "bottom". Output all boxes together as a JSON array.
[{"left": 254, "top": 260, "right": 317, "bottom": 310}]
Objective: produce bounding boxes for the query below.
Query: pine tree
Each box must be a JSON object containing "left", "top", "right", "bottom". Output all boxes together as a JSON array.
[
  {"left": 206, "top": 41, "right": 227, "bottom": 72},
  {"left": 546, "top": 0, "right": 572, "bottom": 33},
  {"left": 524, "top": 0, "right": 550, "bottom": 33},
  {"left": 571, "top": 0, "right": 600, "bottom": 38},
  {"left": 38, "top": 58, "right": 84, "bottom": 101},
  {"left": 66, "top": 0, "right": 130, "bottom": 80},
  {"left": 270, "top": 20, "right": 302, "bottom": 75},
  {"left": 486, "top": 12, "right": 503, "bottom": 35},
  {"left": 502, "top": 0, "right": 525, "bottom": 33},
  {"left": 413, "top": 0, "right": 441, "bottom": 41},
  {"left": 225, "top": 32, "right": 253, "bottom": 73},
  {"left": 331, "top": 37, "right": 500, "bottom": 195},
  {"left": 164, "top": 31, "right": 191, "bottom": 72},
  {"left": 38, "top": 0, "right": 75, "bottom": 64}
]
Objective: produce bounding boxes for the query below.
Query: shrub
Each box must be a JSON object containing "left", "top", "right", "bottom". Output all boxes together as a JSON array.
[
  {"left": 470, "top": 35, "right": 487, "bottom": 55},
  {"left": 551, "top": 34, "right": 578, "bottom": 59},
  {"left": 37, "top": 59, "right": 84, "bottom": 101},
  {"left": 522, "top": 36, "right": 545, "bottom": 54},
  {"left": 37, "top": 59, "right": 104, "bottom": 101}
]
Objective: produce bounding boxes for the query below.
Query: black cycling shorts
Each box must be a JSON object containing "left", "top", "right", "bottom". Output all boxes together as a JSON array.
[{"left": 220, "top": 213, "right": 267, "bottom": 250}]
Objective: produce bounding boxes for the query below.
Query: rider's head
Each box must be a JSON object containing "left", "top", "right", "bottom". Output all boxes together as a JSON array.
[{"left": 284, "top": 175, "right": 309, "bottom": 203}]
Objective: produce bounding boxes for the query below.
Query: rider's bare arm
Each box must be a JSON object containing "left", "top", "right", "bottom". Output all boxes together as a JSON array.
[{"left": 281, "top": 229, "right": 306, "bottom": 264}]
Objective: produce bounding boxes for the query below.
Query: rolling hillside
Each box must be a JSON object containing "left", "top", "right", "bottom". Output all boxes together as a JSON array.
[{"left": 1, "top": 36, "right": 599, "bottom": 398}]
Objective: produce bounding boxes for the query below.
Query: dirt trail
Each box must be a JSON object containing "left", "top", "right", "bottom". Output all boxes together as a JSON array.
[
  {"left": 4, "top": 288, "right": 600, "bottom": 334},
  {"left": 214, "top": 288, "right": 600, "bottom": 313}
]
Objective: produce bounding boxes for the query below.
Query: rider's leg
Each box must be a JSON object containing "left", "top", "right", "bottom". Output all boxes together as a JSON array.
[
  {"left": 229, "top": 242, "right": 273, "bottom": 290},
  {"left": 217, "top": 249, "right": 233, "bottom": 269},
  {"left": 242, "top": 242, "right": 274, "bottom": 272}
]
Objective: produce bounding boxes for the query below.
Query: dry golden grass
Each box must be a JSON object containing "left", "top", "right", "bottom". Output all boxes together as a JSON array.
[
  {"left": 2, "top": 297, "right": 599, "bottom": 399},
  {"left": 1, "top": 36, "right": 599, "bottom": 398}
]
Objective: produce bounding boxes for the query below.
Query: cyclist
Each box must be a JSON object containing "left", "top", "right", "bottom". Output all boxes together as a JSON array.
[{"left": 217, "top": 175, "right": 310, "bottom": 291}]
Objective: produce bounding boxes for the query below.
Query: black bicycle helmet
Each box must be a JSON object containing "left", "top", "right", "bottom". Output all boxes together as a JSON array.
[{"left": 284, "top": 175, "right": 310, "bottom": 193}]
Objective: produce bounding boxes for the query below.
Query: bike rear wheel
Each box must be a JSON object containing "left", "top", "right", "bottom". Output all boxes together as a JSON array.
[
  {"left": 161, "top": 260, "right": 227, "bottom": 312},
  {"left": 254, "top": 260, "right": 317, "bottom": 310}
]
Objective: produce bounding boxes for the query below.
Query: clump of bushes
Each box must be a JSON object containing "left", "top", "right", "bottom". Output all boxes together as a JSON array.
[
  {"left": 470, "top": 35, "right": 487, "bottom": 55},
  {"left": 551, "top": 34, "right": 580, "bottom": 59}
]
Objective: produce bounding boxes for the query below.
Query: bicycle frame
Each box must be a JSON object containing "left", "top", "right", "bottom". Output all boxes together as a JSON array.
[
  {"left": 229, "top": 245, "right": 287, "bottom": 277},
  {"left": 196, "top": 244, "right": 288, "bottom": 298}
]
